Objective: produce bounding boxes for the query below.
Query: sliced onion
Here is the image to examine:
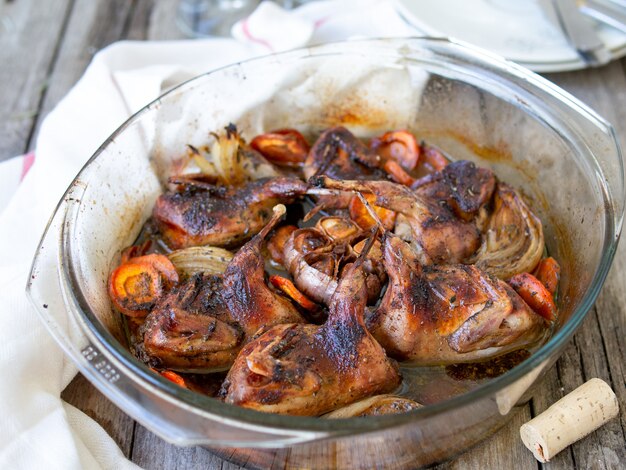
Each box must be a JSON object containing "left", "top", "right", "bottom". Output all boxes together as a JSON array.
[
  {"left": 192, "top": 154, "right": 217, "bottom": 175},
  {"left": 470, "top": 183, "right": 544, "bottom": 280},
  {"left": 185, "top": 127, "right": 282, "bottom": 184},
  {"left": 184, "top": 144, "right": 218, "bottom": 176},
  {"left": 316, "top": 216, "right": 361, "bottom": 241},
  {"left": 210, "top": 125, "right": 246, "bottom": 185},
  {"left": 323, "top": 395, "right": 422, "bottom": 418},
  {"left": 167, "top": 246, "right": 234, "bottom": 276}
]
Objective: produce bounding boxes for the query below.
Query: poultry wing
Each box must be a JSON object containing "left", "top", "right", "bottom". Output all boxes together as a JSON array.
[{"left": 142, "top": 205, "right": 307, "bottom": 371}]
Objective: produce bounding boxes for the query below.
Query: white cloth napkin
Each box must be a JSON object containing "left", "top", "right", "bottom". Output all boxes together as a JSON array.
[
  {"left": 232, "top": 0, "right": 415, "bottom": 53},
  {"left": 0, "top": 1, "right": 417, "bottom": 468}
]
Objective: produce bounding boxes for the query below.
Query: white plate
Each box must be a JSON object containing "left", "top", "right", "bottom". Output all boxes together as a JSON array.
[{"left": 396, "top": 0, "right": 626, "bottom": 72}]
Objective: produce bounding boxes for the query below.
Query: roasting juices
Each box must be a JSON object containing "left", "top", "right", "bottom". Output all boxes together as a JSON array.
[{"left": 111, "top": 125, "right": 559, "bottom": 416}]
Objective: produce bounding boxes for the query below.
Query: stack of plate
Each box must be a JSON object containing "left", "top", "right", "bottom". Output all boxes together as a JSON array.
[{"left": 396, "top": 0, "right": 626, "bottom": 72}]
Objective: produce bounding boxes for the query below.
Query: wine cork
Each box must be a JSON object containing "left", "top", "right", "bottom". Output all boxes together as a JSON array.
[{"left": 520, "top": 378, "right": 619, "bottom": 462}]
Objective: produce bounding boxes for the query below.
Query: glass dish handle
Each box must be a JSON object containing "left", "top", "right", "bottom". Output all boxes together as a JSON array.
[{"left": 26, "top": 201, "right": 323, "bottom": 447}]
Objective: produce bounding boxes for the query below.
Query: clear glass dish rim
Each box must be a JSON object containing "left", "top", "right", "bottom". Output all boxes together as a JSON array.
[{"left": 52, "top": 37, "right": 625, "bottom": 435}]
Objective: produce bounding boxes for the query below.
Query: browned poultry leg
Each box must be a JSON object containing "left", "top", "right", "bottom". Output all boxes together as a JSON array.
[
  {"left": 303, "top": 126, "right": 384, "bottom": 181},
  {"left": 222, "top": 205, "right": 306, "bottom": 337},
  {"left": 153, "top": 177, "right": 307, "bottom": 249}
]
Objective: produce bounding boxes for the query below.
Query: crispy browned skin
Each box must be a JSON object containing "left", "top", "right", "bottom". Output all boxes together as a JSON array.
[
  {"left": 153, "top": 177, "right": 307, "bottom": 249},
  {"left": 141, "top": 273, "right": 244, "bottom": 372},
  {"left": 304, "top": 126, "right": 384, "bottom": 181},
  {"left": 412, "top": 160, "right": 495, "bottom": 223},
  {"left": 222, "top": 206, "right": 306, "bottom": 337},
  {"left": 367, "top": 233, "right": 546, "bottom": 364},
  {"left": 304, "top": 127, "right": 386, "bottom": 210},
  {"left": 141, "top": 207, "right": 306, "bottom": 372},
  {"left": 310, "top": 175, "right": 480, "bottom": 264},
  {"left": 469, "top": 183, "right": 544, "bottom": 279},
  {"left": 222, "top": 238, "right": 401, "bottom": 415}
]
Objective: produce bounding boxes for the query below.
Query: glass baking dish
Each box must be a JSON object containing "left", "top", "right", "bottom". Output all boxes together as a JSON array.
[{"left": 26, "top": 38, "right": 624, "bottom": 468}]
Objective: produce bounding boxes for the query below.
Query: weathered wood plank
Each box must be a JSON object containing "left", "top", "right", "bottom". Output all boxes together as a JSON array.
[
  {"left": 46, "top": 0, "right": 141, "bottom": 460},
  {"left": 533, "top": 312, "right": 624, "bottom": 470},
  {"left": 547, "top": 62, "right": 626, "bottom": 466},
  {"left": 28, "top": 0, "right": 135, "bottom": 150},
  {"left": 143, "top": 0, "right": 185, "bottom": 41},
  {"left": 123, "top": 0, "right": 187, "bottom": 43},
  {"left": 557, "top": 314, "right": 621, "bottom": 469},
  {"left": 47, "top": 2, "right": 194, "bottom": 466},
  {"left": 61, "top": 374, "right": 136, "bottom": 457},
  {"left": 593, "top": 270, "right": 626, "bottom": 447},
  {"left": 131, "top": 423, "right": 230, "bottom": 469},
  {"left": 440, "top": 405, "right": 536, "bottom": 470},
  {"left": 125, "top": 0, "right": 152, "bottom": 41},
  {"left": 0, "top": 0, "right": 72, "bottom": 160},
  {"left": 572, "top": 311, "right": 625, "bottom": 469}
]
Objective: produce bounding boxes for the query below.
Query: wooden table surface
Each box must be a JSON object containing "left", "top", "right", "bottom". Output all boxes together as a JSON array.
[{"left": 2, "top": 1, "right": 625, "bottom": 468}]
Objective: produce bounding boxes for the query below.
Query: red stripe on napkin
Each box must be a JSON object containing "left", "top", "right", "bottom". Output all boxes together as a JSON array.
[
  {"left": 241, "top": 18, "right": 275, "bottom": 52},
  {"left": 20, "top": 152, "right": 35, "bottom": 181},
  {"left": 314, "top": 16, "right": 330, "bottom": 29}
]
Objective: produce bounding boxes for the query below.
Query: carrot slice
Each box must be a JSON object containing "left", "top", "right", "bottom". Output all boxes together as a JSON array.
[
  {"left": 533, "top": 257, "right": 561, "bottom": 295},
  {"left": 270, "top": 275, "right": 319, "bottom": 311},
  {"left": 419, "top": 143, "right": 448, "bottom": 173},
  {"left": 120, "top": 240, "right": 152, "bottom": 263},
  {"left": 108, "top": 254, "right": 179, "bottom": 317},
  {"left": 153, "top": 369, "right": 188, "bottom": 388},
  {"left": 509, "top": 272, "right": 557, "bottom": 322},
  {"left": 370, "top": 130, "right": 420, "bottom": 170},
  {"left": 349, "top": 193, "right": 396, "bottom": 231},
  {"left": 267, "top": 225, "right": 298, "bottom": 266},
  {"left": 250, "top": 129, "right": 310, "bottom": 166},
  {"left": 383, "top": 159, "right": 416, "bottom": 186}
]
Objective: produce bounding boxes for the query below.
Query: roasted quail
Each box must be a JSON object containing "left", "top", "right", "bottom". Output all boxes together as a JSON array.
[
  {"left": 412, "top": 159, "right": 496, "bottom": 225},
  {"left": 141, "top": 205, "right": 309, "bottom": 372},
  {"left": 110, "top": 125, "right": 561, "bottom": 417},
  {"left": 304, "top": 126, "right": 385, "bottom": 181},
  {"left": 367, "top": 228, "right": 547, "bottom": 364},
  {"left": 222, "top": 231, "right": 401, "bottom": 415},
  {"left": 304, "top": 127, "right": 387, "bottom": 211}
]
